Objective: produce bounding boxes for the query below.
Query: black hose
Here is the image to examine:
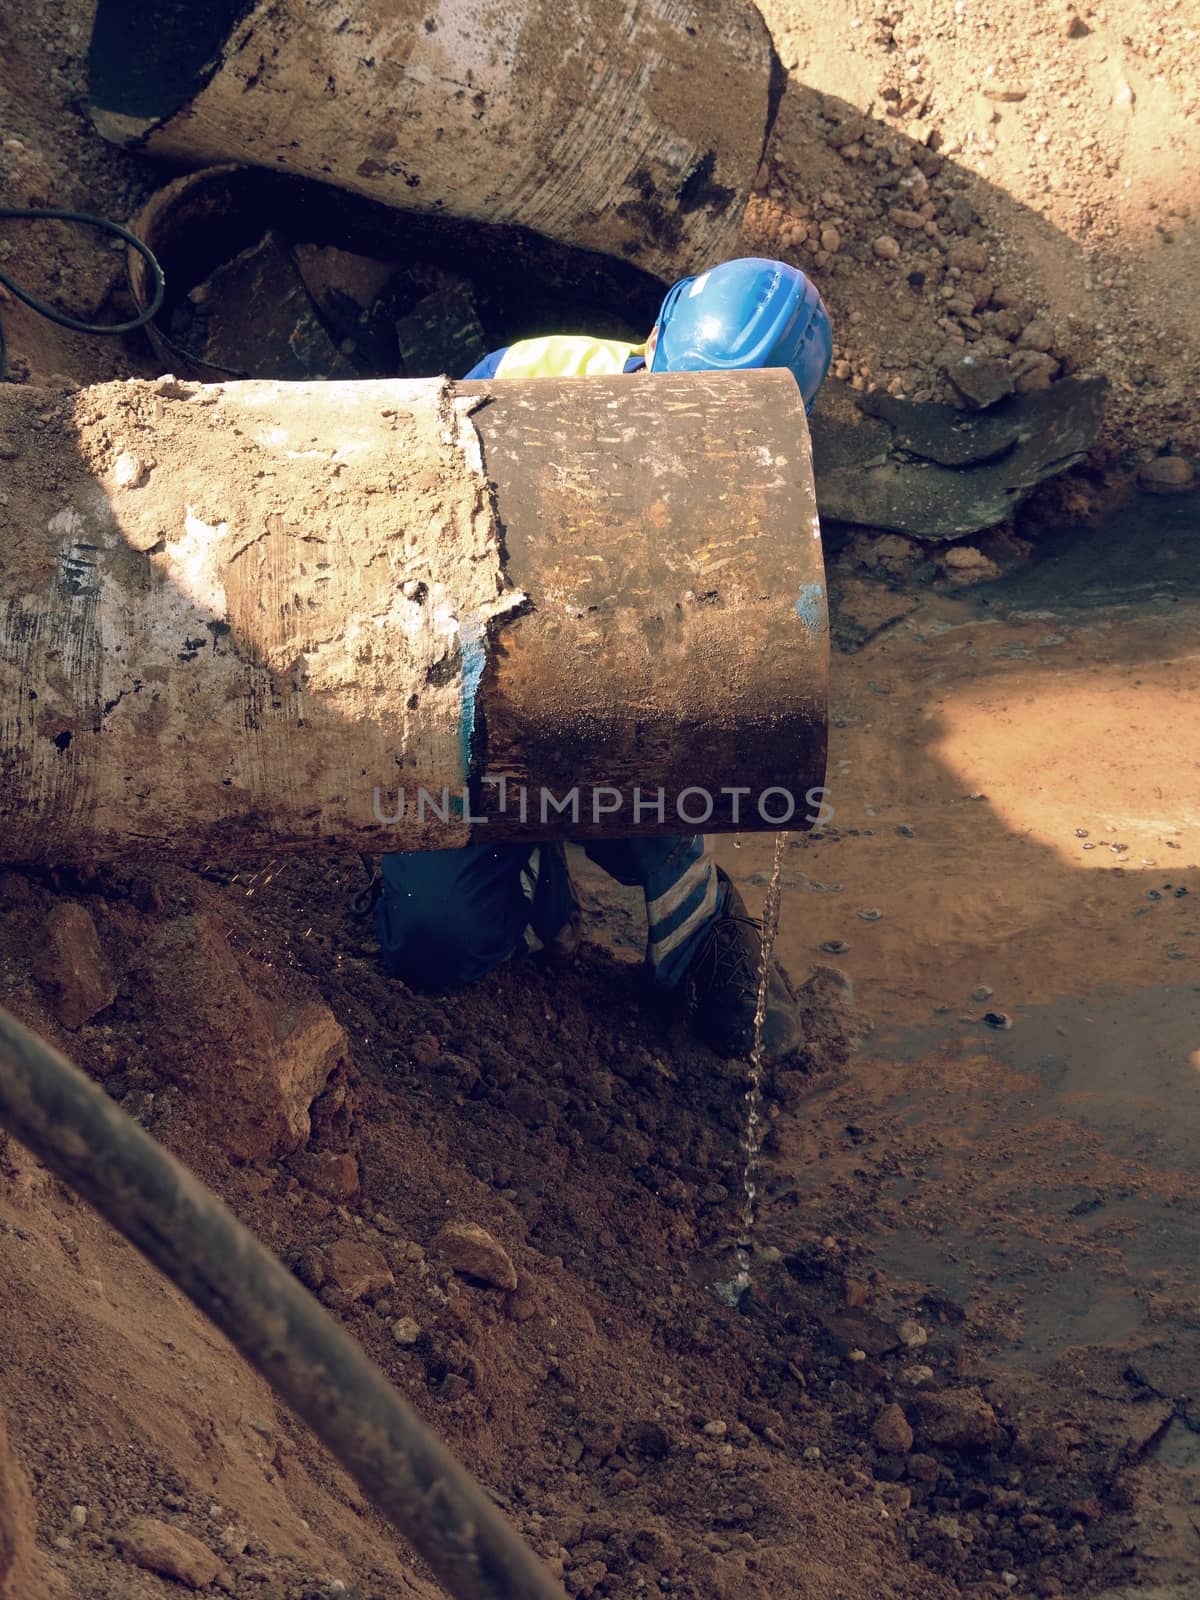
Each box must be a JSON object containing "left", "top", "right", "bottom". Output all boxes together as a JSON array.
[
  {"left": 0, "top": 207, "right": 166, "bottom": 379},
  {"left": 0, "top": 1004, "right": 567, "bottom": 1600}
]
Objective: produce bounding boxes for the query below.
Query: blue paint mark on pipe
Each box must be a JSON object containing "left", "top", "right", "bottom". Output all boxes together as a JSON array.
[
  {"left": 796, "top": 581, "right": 826, "bottom": 632},
  {"left": 458, "top": 615, "right": 487, "bottom": 781}
]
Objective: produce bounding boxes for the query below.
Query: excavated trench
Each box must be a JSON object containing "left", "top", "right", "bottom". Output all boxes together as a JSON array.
[{"left": 129, "top": 166, "right": 665, "bottom": 384}]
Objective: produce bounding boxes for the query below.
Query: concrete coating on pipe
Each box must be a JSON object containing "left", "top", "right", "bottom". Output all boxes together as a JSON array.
[
  {"left": 0, "top": 376, "right": 522, "bottom": 860},
  {"left": 87, "top": 0, "right": 776, "bottom": 279}
]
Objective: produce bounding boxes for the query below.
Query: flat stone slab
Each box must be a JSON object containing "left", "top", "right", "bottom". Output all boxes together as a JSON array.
[{"left": 811, "top": 375, "right": 1108, "bottom": 540}]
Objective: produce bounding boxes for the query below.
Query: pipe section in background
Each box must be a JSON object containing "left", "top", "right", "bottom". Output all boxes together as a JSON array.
[{"left": 88, "top": 0, "right": 782, "bottom": 282}]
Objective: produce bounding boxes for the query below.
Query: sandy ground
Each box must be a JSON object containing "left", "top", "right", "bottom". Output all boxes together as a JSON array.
[{"left": 743, "top": 0, "right": 1200, "bottom": 458}]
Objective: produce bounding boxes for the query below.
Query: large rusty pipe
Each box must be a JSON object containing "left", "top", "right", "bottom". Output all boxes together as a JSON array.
[
  {"left": 0, "top": 371, "right": 827, "bottom": 866},
  {"left": 87, "top": 0, "right": 782, "bottom": 282}
]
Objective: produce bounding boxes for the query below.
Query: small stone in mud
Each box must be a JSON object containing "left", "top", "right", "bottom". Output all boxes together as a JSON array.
[
  {"left": 971, "top": 986, "right": 993, "bottom": 1002},
  {"left": 946, "top": 354, "right": 1013, "bottom": 409},
  {"left": 873, "top": 1403, "right": 915, "bottom": 1454},
  {"left": 434, "top": 1221, "right": 518, "bottom": 1290},
  {"left": 325, "top": 1239, "right": 394, "bottom": 1302},
  {"left": 914, "top": 1389, "right": 1000, "bottom": 1451},
  {"left": 113, "top": 449, "right": 150, "bottom": 489},
  {"left": 903, "top": 1364, "right": 935, "bottom": 1385},
  {"left": 289, "top": 1150, "right": 360, "bottom": 1201},
  {"left": 948, "top": 240, "right": 988, "bottom": 273},
  {"left": 820, "top": 940, "right": 850, "bottom": 954},
  {"left": 983, "top": 1011, "right": 1013, "bottom": 1029},
  {"left": 1074, "top": 828, "right": 1089, "bottom": 838},
  {"left": 1138, "top": 454, "right": 1194, "bottom": 492},
  {"left": 625, "top": 1420, "right": 672, "bottom": 1459},
  {"left": 897, "top": 1318, "right": 928, "bottom": 1349},
  {"left": 390, "top": 1316, "right": 421, "bottom": 1346},
  {"left": 858, "top": 908, "right": 883, "bottom": 922}
]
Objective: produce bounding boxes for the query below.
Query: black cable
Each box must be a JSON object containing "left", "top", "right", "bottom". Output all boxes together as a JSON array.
[
  {"left": 0, "top": 206, "right": 166, "bottom": 380},
  {"left": 0, "top": 1003, "right": 569, "bottom": 1600}
]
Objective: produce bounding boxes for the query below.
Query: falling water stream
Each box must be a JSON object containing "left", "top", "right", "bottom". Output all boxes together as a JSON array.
[{"left": 715, "top": 828, "right": 790, "bottom": 1305}]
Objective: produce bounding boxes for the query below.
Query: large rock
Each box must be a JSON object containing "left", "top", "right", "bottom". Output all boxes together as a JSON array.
[
  {"left": 811, "top": 375, "right": 1108, "bottom": 539},
  {"left": 134, "top": 912, "right": 348, "bottom": 1161},
  {"left": 434, "top": 1222, "right": 518, "bottom": 1291},
  {"left": 118, "top": 1516, "right": 223, "bottom": 1590},
  {"left": 944, "top": 355, "right": 1013, "bottom": 410},
  {"left": 33, "top": 902, "right": 116, "bottom": 1030},
  {"left": 1139, "top": 455, "right": 1195, "bottom": 493},
  {"left": 914, "top": 1389, "right": 1000, "bottom": 1452}
]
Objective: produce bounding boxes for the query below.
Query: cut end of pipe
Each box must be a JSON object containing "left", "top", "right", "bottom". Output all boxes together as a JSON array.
[{"left": 89, "top": 0, "right": 257, "bottom": 140}]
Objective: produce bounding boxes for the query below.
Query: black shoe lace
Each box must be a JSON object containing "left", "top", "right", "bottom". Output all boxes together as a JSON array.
[{"left": 684, "top": 907, "right": 764, "bottom": 1011}]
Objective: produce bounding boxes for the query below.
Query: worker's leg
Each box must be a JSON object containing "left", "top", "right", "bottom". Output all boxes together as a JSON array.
[
  {"left": 374, "top": 842, "right": 578, "bottom": 988},
  {"left": 584, "top": 833, "right": 802, "bottom": 1062},
  {"left": 375, "top": 845, "right": 533, "bottom": 988},
  {"left": 583, "top": 834, "right": 719, "bottom": 989}
]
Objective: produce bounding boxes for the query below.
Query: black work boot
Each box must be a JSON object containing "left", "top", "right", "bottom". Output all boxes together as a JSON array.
[{"left": 678, "top": 868, "right": 802, "bottom": 1063}]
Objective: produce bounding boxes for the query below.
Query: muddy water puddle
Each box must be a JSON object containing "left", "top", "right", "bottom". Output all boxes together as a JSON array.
[
  {"left": 581, "top": 498, "right": 1200, "bottom": 1384},
  {"left": 764, "top": 980, "right": 1200, "bottom": 1378},
  {"left": 882, "top": 984, "right": 1200, "bottom": 1157}
]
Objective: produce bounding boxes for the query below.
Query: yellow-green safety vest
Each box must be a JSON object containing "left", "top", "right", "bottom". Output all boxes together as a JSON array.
[{"left": 492, "top": 335, "right": 643, "bottom": 380}]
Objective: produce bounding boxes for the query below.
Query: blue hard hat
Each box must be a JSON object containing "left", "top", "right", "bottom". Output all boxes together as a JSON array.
[{"left": 650, "top": 258, "right": 833, "bottom": 412}]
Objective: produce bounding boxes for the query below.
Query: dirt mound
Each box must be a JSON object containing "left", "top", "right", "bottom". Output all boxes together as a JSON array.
[
  {"left": 0, "top": 850, "right": 1157, "bottom": 1599},
  {"left": 741, "top": 0, "right": 1199, "bottom": 462}
]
